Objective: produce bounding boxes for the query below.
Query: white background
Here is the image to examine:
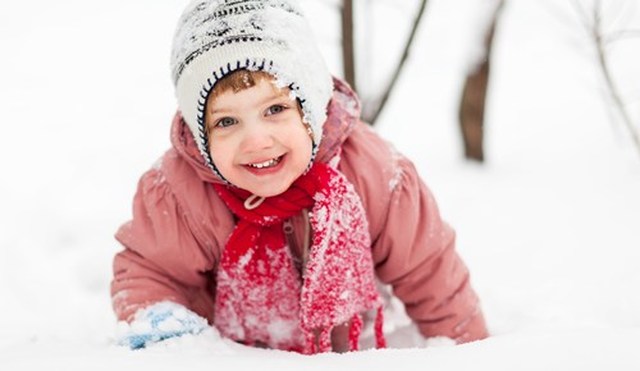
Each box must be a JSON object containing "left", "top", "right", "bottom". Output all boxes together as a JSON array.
[{"left": 1, "top": 0, "right": 639, "bottom": 369}]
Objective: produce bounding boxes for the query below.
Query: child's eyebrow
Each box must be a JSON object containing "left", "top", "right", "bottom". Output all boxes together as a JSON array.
[
  {"left": 208, "top": 106, "right": 231, "bottom": 116},
  {"left": 260, "top": 89, "right": 293, "bottom": 105},
  {"left": 209, "top": 88, "right": 293, "bottom": 115}
]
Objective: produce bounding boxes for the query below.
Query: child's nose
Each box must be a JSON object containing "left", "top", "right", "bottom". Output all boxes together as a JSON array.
[{"left": 239, "top": 121, "right": 275, "bottom": 152}]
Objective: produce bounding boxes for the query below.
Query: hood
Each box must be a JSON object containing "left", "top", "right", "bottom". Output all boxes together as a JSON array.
[{"left": 170, "top": 77, "right": 361, "bottom": 184}]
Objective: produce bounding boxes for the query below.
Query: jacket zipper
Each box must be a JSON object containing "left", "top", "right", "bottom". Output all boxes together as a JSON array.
[{"left": 283, "top": 209, "right": 310, "bottom": 276}]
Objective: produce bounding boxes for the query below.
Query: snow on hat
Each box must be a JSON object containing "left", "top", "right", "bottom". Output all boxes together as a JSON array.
[{"left": 171, "top": 0, "right": 333, "bottom": 173}]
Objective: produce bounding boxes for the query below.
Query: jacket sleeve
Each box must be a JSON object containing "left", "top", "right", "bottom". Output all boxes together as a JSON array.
[
  {"left": 340, "top": 124, "right": 488, "bottom": 343},
  {"left": 111, "top": 165, "right": 217, "bottom": 323}
]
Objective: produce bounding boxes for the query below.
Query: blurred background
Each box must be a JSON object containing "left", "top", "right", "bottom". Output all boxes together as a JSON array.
[{"left": 0, "top": 0, "right": 639, "bottom": 367}]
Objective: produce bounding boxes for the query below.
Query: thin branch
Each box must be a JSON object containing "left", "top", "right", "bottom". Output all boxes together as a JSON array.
[
  {"left": 588, "top": 0, "right": 640, "bottom": 158},
  {"left": 365, "top": 0, "right": 429, "bottom": 125},
  {"left": 572, "top": 0, "right": 591, "bottom": 30},
  {"left": 540, "top": 0, "right": 581, "bottom": 27},
  {"left": 604, "top": 29, "right": 640, "bottom": 44}
]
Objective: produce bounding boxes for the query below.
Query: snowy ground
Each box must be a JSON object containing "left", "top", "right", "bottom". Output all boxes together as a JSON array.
[{"left": 1, "top": 0, "right": 639, "bottom": 370}]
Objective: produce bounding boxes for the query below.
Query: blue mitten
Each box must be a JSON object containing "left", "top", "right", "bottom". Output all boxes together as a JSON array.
[{"left": 117, "top": 301, "right": 209, "bottom": 349}]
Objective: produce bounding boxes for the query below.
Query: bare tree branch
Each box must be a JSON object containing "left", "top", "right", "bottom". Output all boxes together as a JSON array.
[
  {"left": 539, "top": 0, "right": 580, "bottom": 27},
  {"left": 572, "top": 0, "right": 591, "bottom": 27},
  {"left": 573, "top": 0, "right": 640, "bottom": 158},
  {"left": 365, "top": 0, "right": 429, "bottom": 125},
  {"left": 604, "top": 29, "right": 640, "bottom": 44}
]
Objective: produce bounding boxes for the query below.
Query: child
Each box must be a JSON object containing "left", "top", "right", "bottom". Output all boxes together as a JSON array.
[{"left": 112, "top": 0, "right": 488, "bottom": 353}]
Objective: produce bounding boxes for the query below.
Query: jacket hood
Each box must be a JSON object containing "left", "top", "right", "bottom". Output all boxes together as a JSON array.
[{"left": 170, "top": 77, "right": 361, "bottom": 184}]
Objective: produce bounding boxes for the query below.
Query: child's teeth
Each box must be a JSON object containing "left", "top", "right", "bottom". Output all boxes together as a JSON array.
[{"left": 250, "top": 158, "right": 279, "bottom": 168}]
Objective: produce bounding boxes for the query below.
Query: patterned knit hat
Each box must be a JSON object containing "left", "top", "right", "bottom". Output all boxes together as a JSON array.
[{"left": 171, "top": 0, "right": 333, "bottom": 173}]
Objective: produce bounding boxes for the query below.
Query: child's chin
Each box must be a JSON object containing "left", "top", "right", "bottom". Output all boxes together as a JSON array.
[{"left": 248, "top": 180, "right": 294, "bottom": 198}]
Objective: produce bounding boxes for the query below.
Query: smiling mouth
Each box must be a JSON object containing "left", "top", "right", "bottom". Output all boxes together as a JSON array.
[{"left": 246, "top": 155, "right": 283, "bottom": 169}]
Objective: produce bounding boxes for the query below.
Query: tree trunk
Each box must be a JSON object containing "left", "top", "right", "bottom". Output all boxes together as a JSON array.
[
  {"left": 341, "top": 0, "right": 356, "bottom": 91},
  {"left": 459, "top": 1, "right": 504, "bottom": 162}
]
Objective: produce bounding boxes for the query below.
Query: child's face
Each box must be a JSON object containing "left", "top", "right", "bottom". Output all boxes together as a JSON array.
[{"left": 206, "top": 77, "right": 313, "bottom": 197}]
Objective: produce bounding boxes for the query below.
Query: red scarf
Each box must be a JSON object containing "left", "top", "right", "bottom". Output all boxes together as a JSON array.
[{"left": 212, "top": 162, "right": 385, "bottom": 353}]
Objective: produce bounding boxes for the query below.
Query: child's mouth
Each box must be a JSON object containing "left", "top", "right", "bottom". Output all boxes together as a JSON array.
[{"left": 246, "top": 155, "right": 283, "bottom": 170}]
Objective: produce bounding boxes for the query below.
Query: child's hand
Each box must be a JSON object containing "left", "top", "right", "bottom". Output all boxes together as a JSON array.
[{"left": 116, "top": 301, "right": 209, "bottom": 349}]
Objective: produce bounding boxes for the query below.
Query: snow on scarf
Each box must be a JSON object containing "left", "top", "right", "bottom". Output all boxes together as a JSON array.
[{"left": 212, "top": 162, "right": 385, "bottom": 353}]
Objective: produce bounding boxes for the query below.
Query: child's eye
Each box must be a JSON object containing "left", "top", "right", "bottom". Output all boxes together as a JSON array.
[
  {"left": 266, "top": 104, "right": 286, "bottom": 116},
  {"left": 215, "top": 117, "right": 237, "bottom": 128}
]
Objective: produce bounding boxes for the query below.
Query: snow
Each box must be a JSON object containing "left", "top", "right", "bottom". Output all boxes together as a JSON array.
[{"left": 1, "top": 0, "right": 640, "bottom": 369}]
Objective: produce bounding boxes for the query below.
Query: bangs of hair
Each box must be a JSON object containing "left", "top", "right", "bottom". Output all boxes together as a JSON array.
[{"left": 209, "top": 69, "right": 272, "bottom": 100}]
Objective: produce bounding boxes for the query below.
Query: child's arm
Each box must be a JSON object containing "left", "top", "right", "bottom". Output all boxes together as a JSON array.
[
  {"left": 111, "top": 164, "right": 217, "bottom": 324},
  {"left": 340, "top": 124, "right": 489, "bottom": 343},
  {"left": 373, "top": 162, "right": 488, "bottom": 343}
]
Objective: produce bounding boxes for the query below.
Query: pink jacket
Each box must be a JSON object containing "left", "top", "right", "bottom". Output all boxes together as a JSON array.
[{"left": 111, "top": 79, "right": 488, "bottom": 345}]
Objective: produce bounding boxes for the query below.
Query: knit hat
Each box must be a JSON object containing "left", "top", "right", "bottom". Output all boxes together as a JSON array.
[{"left": 170, "top": 0, "right": 333, "bottom": 173}]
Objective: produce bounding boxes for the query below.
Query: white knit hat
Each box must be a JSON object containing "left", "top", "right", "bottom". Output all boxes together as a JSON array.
[{"left": 171, "top": 0, "right": 333, "bottom": 173}]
